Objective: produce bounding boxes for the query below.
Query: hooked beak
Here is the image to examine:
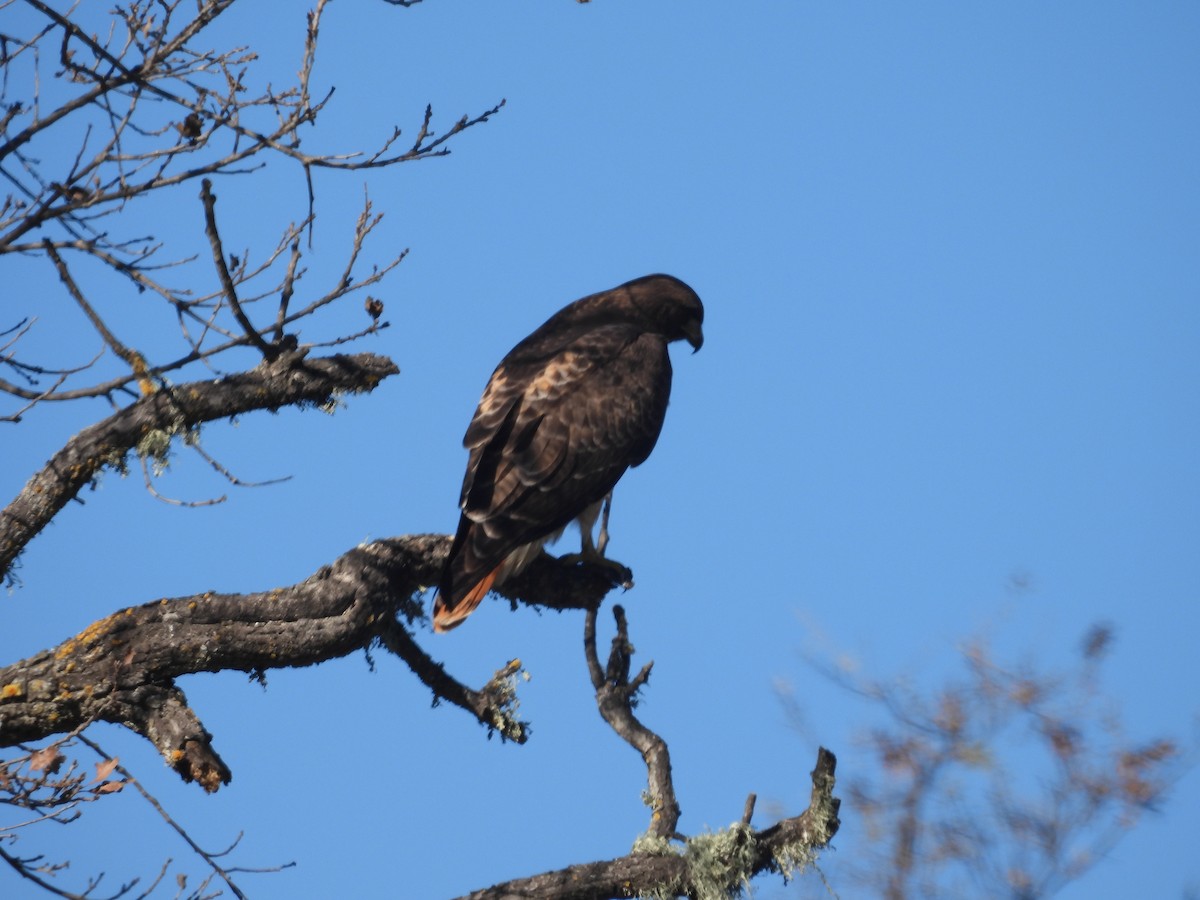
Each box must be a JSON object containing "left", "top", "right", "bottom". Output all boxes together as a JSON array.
[{"left": 683, "top": 320, "right": 704, "bottom": 353}]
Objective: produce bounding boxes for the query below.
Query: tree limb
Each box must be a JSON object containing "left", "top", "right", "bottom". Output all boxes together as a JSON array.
[
  {"left": 0, "top": 536, "right": 631, "bottom": 790},
  {"left": 456, "top": 748, "right": 840, "bottom": 900},
  {"left": 0, "top": 351, "right": 398, "bottom": 582},
  {"left": 199, "top": 178, "right": 275, "bottom": 359},
  {"left": 585, "top": 604, "right": 681, "bottom": 838}
]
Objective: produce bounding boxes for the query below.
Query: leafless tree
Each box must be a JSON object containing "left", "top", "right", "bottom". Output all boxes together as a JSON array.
[
  {"left": 782, "top": 620, "right": 1186, "bottom": 899},
  {"left": 1, "top": 3, "right": 839, "bottom": 897}
]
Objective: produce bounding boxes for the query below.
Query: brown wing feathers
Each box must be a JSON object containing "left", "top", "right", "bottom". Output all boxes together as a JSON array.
[{"left": 433, "top": 274, "right": 703, "bottom": 632}]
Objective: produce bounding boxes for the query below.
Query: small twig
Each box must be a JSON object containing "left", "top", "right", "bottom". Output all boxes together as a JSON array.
[
  {"left": 1, "top": 370, "right": 72, "bottom": 423},
  {"left": 188, "top": 437, "right": 293, "bottom": 489},
  {"left": 742, "top": 792, "right": 757, "bottom": 826},
  {"left": 43, "top": 240, "right": 155, "bottom": 392},
  {"left": 274, "top": 238, "right": 303, "bottom": 341},
  {"left": 77, "top": 734, "right": 295, "bottom": 899},
  {"left": 0, "top": 843, "right": 94, "bottom": 900},
  {"left": 377, "top": 617, "right": 530, "bottom": 743},
  {"left": 301, "top": 320, "right": 387, "bottom": 349},
  {"left": 199, "top": 178, "right": 275, "bottom": 359},
  {"left": 138, "top": 453, "right": 227, "bottom": 507},
  {"left": 0, "top": 317, "right": 33, "bottom": 348}
]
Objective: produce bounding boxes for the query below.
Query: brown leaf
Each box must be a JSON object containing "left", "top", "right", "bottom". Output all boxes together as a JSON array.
[
  {"left": 93, "top": 757, "right": 120, "bottom": 783},
  {"left": 28, "top": 746, "right": 64, "bottom": 774},
  {"left": 95, "top": 779, "right": 126, "bottom": 794}
]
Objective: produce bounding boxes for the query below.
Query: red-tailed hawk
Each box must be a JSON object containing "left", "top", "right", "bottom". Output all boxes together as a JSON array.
[{"left": 433, "top": 274, "right": 704, "bottom": 632}]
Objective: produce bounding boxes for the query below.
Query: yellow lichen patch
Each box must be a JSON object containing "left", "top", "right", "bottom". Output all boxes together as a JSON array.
[
  {"left": 55, "top": 612, "right": 121, "bottom": 659},
  {"left": 170, "top": 749, "right": 185, "bottom": 763},
  {"left": 1, "top": 682, "right": 23, "bottom": 699}
]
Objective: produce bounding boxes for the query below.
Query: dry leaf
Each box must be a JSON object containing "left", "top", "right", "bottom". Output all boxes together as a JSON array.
[
  {"left": 93, "top": 757, "right": 120, "bottom": 783},
  {"left": 29, "top": 746, "right": 64, "bottom": 774},
  {"left": 95, "top": 779, "right": 126, "bottom": 794}
]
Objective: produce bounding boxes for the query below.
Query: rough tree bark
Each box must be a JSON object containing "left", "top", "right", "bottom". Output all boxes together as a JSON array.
[{"left": 0, "top": 531, "right": 626, "bottom": 786}]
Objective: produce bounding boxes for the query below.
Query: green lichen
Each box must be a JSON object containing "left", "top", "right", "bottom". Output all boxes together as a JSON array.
[
  {"left": 770, "top": 840, "right": 817, "bottom": 883},
  {"left": 631, "top": 823, "right": 758, "bottom": 900},
  {"left": 482, "top": 659, "right": 530, "bottom": 743},
  {"left": 630, "top": 832, "right": 679, "bottom": 857},
  {"left": 136, "top": 427, "right": 173, "bottom": 474},
  {"left": 684, "top": 824, "right": 757, "bottom": 900},
  {"left": 99, "top": 448, "right": 130, "bottom": 477},
  {"left": 134, "top": 415, "right": 192, "bottom": 476},
  {"left": 770, "top": 788, "right": 837, "bottom": 883}
]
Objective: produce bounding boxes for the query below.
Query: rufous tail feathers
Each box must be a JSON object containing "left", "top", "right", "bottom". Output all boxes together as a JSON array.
[{"left": 433, "top": 568, "right": 499, "bottom": 633}]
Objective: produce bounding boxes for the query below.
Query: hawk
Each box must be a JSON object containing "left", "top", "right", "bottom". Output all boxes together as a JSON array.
[{"left": 433, "top": 273, "right": 704, "bottom": 632}]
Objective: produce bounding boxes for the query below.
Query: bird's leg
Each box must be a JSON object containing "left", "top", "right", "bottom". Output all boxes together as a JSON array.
[
  {"left": 597, "top": 492, "right": 613, "bottom": 557},
  {"left": 559, "top": 493, "right": 633, "bottom": 588}
]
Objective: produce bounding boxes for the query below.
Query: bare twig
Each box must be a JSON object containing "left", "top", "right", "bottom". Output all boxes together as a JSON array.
[
  {"left": 77, "top": 735, "right": 295, "bottom": 900},
  {"left": 138, "top": 452, "right": 228, "bottom": 508},
  {"left": 377, "top": 620, "right": 530, "bottom": 743},
  {"left": 187, "top": 438, "right": 292, "bottom": 489},
  {"left": 199, "top": 178, "right": 274, "bottom": 359},
  {"left": 742, "top": 792, "right": 758, "bottom": 827}
]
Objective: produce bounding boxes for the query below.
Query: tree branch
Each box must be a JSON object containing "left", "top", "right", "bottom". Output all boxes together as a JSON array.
[
  {"left": 0, "top": 536, "right": 633, "bottom": 790},
  {"left": 199, "top": 178, "right": 275, "bottom": 359},
  {"left": 585, "top": 604, "right": 681, "bottom": 838},
  {"left": 456, "top": 748, "right": 840, "bottom": 900},
  {"left": 0, "top": 350, "right": 398, "bottom": 582}
]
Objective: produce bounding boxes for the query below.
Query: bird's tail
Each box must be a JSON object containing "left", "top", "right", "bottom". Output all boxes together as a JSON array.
[{"left": 433, "top": 567, "right": 499, "bottom": 633}]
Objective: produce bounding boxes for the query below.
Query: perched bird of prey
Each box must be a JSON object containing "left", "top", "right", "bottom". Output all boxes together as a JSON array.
[{"left": 433, "top": 274, "right": 704, "bottom": 632}]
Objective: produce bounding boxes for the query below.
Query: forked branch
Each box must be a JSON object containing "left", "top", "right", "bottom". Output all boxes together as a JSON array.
[
  {"left": 457, "top": 747, "right": 840, "bottom": 900},
  {"left": 585, "top": 604, "right": 681, "bottom": 838},
  {"left": 0, "top": 537, "right": 632, "bottom": 789}
]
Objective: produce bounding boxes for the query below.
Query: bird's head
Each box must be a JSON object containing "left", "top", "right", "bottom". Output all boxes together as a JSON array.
[{"left": 623, "top": 273, "right": 704, "bottom": 352}]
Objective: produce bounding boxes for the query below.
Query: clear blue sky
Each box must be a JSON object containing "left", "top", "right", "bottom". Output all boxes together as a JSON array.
[{"left": 3, "top": 2, "right": 1198, "bottom": 898}]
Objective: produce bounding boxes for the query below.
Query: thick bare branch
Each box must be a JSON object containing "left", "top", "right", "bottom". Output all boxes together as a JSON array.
[
  {"left": 0, "top": 536, "right": 634, "bottom": 789},
  {"left": 0, "top": 351, "right": 398, "bottom": 581}
]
